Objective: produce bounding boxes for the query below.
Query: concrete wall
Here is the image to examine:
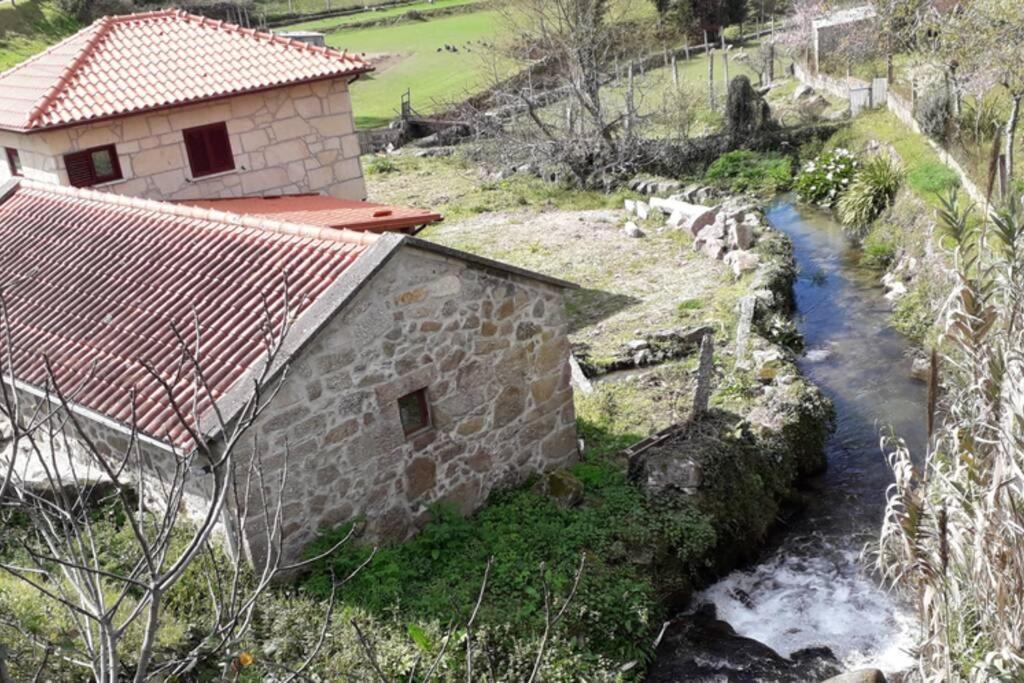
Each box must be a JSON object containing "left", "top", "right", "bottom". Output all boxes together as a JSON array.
[
  {"left": 0, "top": 78, "right": 366, "bottom": 201},
  {"left": 241, "top": 245, "right": 579, "bottom": 562}
]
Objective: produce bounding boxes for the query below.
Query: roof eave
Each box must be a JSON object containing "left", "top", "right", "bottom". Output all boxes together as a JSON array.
[{"left": 4, "top": 67, "right": 373, "bottom": 134}]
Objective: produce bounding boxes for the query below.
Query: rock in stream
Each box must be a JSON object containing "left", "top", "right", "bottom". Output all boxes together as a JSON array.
[{"left": 647, "top": 603, "right": 843, "bottom": 682}]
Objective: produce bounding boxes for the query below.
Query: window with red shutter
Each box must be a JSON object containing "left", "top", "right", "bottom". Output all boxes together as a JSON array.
[
  {"left": 63, "top": 145, "right": 122, "bottom": 187},
  {"left": 5, "top": 148, "right": 21, "bottom": 177},
  {"left": 182, "top": 122, "right": 235, "bottom": 178}
]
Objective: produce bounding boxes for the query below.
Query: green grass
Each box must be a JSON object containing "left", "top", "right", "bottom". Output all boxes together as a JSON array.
[
  {"left": 0, "top": 0, "right": 79, "bottom": 71},
  {"left": 257, "top": 0, "right": 397, "bottom": 22},
  {"left": 325, "top": 8, "right": 508, "bottom": 128},
  {"left": 280, "top": 0, "right": 483, "bottom": 31}
]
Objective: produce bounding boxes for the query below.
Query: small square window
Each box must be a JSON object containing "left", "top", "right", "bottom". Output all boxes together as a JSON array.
[
  {"left": 5, "top": 148, "right": 21, "bottom": 177},
  {"left": 63, "top": 144, "right": 122, "bottom": 187},
  {"left": 397, "top": 388, "right": 430, "bottom": 436},
  {"left": 182, "top": 122, "right": 235, "bottom": 178}
]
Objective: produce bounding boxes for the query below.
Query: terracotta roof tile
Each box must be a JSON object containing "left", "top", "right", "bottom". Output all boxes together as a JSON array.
[
  {"left": 0, "top": 10, "right": 372, "bottom": 132},
  {"left": 0, "top": 180, "right": 373, "bottom": 448},
  {"left": 180, "top": 193, "right": 443, "bottom": 233}
]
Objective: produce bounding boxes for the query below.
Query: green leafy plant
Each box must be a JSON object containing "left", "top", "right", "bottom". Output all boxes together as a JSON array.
[
  {"left": 838, "top": 154, "right": 905, "bottom": 237},
  {"left": 794, "top": 148, "right": 858, "bottom": 205},
  {"left": 704, "top": 150, "right": 793, "bottom": 195},
  {"left": 365, "top": 156, "right": 399, "bottom": 175}
]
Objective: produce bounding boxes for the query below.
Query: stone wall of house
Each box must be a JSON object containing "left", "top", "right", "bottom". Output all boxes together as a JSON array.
[
  {"left": 241, "top": 244, "right": 579, "bottom": 563},
  {"left": 0, "top": 78, "right": 365, "bottom": 201}
]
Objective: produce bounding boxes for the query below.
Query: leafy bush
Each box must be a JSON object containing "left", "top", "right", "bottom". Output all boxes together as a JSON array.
[
  {"left": 365, "top": 156, "right": 399, "bottom": 175},
  {"left": 838, "top": 154, "right": 905, "bottom": 236},
  {"left": 705, "top": 150, "right": 793, "bottom": 195},
  {"left": 860, "top": 234, "right": 897, "bottom": 268},
  {"left": 794, "top": 148, "right": 858, "bottom": 205},
  {"left": 915, "top": 87, "right": 952, "bottom": 142},
  {"left": 303, "top": 455, "right": 718, "bottom": 674}
]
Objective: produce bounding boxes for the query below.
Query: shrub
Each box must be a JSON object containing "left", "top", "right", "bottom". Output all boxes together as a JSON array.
[
  {"left": 838, "top": 154, "right": 905, "bottom": 237},
  {"left": 915, "top": 86, "right": 953, "bottom": 142},
  {"left": 365, "top": 156, "right": 399, "bottom": 175},
  {"left": 794, "top": 148, "right": 858, "bottom": 205},
  {"left": 705, "top": 150, "right": 793, "bottom": 195}
]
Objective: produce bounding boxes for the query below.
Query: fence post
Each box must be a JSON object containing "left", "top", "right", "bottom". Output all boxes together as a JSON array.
[
  {"left": 690, "top": 334, "right": 715, "bottom": 422},
  {"left": 671, "top": 54, "right": 679, "bottom": 88},
  {"left": 722, "top": 46, "right": 730, "bottom": 99},
  {"left": 684, "top": 38, "right": 690, "bottom": 60},
  {"left": 708, "top": 48, "right": 716, "bottom": 108}
]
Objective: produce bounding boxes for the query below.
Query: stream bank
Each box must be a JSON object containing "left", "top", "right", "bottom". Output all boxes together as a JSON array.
[{"left": 649, "top": 196, "right": 924, "bottom": 681}]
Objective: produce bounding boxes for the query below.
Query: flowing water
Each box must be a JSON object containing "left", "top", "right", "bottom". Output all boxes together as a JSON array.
[{"left": 696, "top": 198, "right": 926, "bottom": 674}]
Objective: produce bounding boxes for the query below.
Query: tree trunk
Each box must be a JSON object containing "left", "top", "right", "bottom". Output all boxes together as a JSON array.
[{"left": 1007, "top": 93, "right": 1022, "bottom": 185}]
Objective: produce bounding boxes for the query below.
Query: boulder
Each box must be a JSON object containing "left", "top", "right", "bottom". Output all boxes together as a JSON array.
[
  {"left": 753, "top": 347, "right": 787, "bottom": 382},
  {"left": 666, "top": 204, "right": 718, "bottom": 235},
  {"left": 626, "top": 339, "right": 650, "bottom": 352},
  {"left": 532, "top": 469, "right": 583, "bottom": 507},
  {"left": 798, "top": 94, "right": 831, "bottom": 120},
  {"left": 729, "top": 221, "right": 755, "bottom": 250},
  {"left": 636, "top": 200, "right": 651, "bottom": 220},
  {"left": 793, "top": 83, "right": 815, "bottom": 101},
  {"left": 700, "top": 238, "right": 726, "bottom": 260},
  {"left": 910, "top": 354, "right": 931, "bottom": 381},
  {"left": 821, "top": 670, "right": 886, "bottom": 683},
  {"left": 623, "top": 221, "right": 645, "bottom": 238},
  {"left": 724, "top": 249, "right": 761, "bottom": 277},
  {"left": 624, "top": 198, "right": 636, "bottom": 214},
  {"left": 696, "top": 223, "right": 726, "bottom": 242}
]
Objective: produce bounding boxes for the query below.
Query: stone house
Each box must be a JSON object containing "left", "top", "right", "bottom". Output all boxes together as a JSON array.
[
  {"left": 0, "top": 178, "right": 579, "bottom": 563},
  {"left": 0, "top": 10, "right": 371, "bottom": 202}
]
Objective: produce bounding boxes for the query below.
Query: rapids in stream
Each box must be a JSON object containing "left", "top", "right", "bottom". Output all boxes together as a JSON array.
[{"left": 683, "top": 198, "right": 926, "bottom": 677}]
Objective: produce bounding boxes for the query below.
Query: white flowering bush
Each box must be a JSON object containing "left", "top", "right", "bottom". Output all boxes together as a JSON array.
[{"left": 794, "top": 148, "right": 858, "bottom": 206}]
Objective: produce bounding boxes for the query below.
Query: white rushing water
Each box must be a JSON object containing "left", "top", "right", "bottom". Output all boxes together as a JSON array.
[{"left": 698, "top": 543, "right": 917, "bottom": 672}]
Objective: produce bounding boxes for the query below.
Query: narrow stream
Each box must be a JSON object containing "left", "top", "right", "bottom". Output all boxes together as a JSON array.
[{"left": 697, "top": 197, "right": 926, "bottom": 674}]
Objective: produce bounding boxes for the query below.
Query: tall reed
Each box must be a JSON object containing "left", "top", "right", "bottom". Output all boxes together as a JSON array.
[{"left": 876, "top": 191, "right": 1024, "bottom": 680}]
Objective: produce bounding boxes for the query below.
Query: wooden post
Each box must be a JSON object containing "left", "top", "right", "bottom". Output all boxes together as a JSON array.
[
  {"left": 703, "top": 30, "right": 709, "bottom": 51},
  {"left": 664, "top": 45, "right": 670, "bottom": 68},
  {"left": 684, "top": 38, "right": 690, "bottom": 60},
  {"left": 626, "top": 64, "right": 635, "bottom": 133},
  {"left": 767, "top": 42, "right": 775, "bottom": 83},
  {"left": 723, "top": 47, "right": 730, "bottom": 99},
  {"left": 671, "top": 54, "right": 679, "bottom": 88}
]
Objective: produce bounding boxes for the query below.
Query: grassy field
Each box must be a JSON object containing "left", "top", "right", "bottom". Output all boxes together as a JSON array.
[
  {"left": 281, "top": 0, "right": 483, "bottom": 31},
  {"left": 0, "top": 0, "right": 78, "bottom": 71},
  {"left": 326, "top": 8, "right": 508, "bottom": 128}
]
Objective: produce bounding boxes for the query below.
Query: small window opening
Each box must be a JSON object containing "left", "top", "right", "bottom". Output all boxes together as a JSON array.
[
  {"left": 397, "top": 388, "right": 430, "bottom": 436},
  {"left": 5, "top": 148, "right": 21, "bottom": 177}
]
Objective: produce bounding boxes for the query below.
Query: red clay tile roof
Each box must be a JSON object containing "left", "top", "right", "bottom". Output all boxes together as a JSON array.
[
  {"left": 0, "top": 179, "right": 374, "bottom": 449},
  {"left": 180, "top": 194, "right": 443, "bottom": 233},
  {"left": 0, "top": 10, "right": 372, "bottom": 132}
]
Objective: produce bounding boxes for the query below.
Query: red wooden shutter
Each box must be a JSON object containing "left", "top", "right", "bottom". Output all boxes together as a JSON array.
[
  {"left": 183, "top": 122, "right": 234, "bottom": 178},
  {"left": 64, "top": 151, "right": 96, "bottom": 187}
]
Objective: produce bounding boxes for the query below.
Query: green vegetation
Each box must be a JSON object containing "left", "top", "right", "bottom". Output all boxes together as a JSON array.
[
  {"left": 704, "top": 149, "right": 793, "bottom": 195},
  {"left": 281, "top": 0, "right": 483, "bottom": 31},
  {"left": 303, "top": 454, "right": 714, "bottom": 673},
  {"left": 794, "top": 147, "right": 857, "bottom": 206},
  {"left": 825, "top": 110, "right": 965, "bottom": 212},
  {"left": 837, "top": 154, "right": 905, "bottom": 237},
  {"left": 0, "top": 0, "right": 79, "bottom": 70},
  {"left": 323, "top": 8, "right": 508, "bottom": 128},
  {"left": 257, "top": 0, "right": 408, "bottom": 22}
]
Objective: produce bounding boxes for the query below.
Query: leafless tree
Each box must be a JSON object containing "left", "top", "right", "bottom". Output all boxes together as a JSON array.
[
  {"left": 0, "top": 283, "right": 356, "bottom": 682},
  {"left": 463, "top": 0, "right": 669, "bottom": 187}
]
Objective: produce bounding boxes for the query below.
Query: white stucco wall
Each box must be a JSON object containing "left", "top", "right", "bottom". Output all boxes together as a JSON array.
[{"left": 0, "top": 77, "right": 365, "bottom": 201}]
